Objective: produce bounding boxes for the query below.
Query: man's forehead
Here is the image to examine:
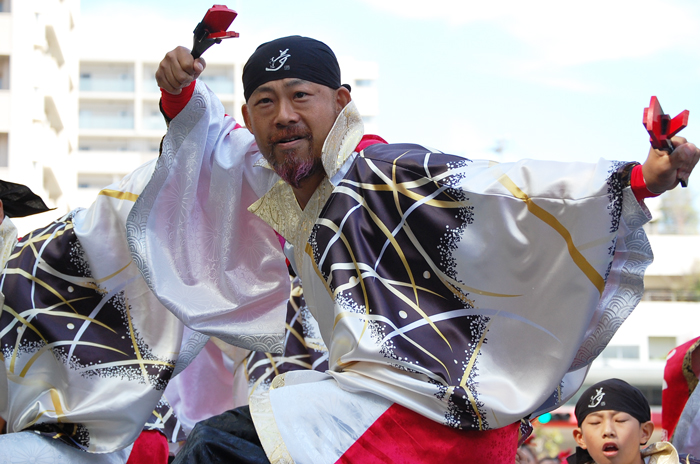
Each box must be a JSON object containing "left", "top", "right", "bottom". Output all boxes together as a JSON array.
[{"left": 250, "top": 78, "right": 324, "bottom": 96}]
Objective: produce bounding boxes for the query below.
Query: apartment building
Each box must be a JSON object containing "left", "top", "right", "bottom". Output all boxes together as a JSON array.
[
  {"left": 0, "top": 0, "right": 80, "bottom": 233},
  {"left": 75, "top": 48, "right": 379, "bottom": 208}
]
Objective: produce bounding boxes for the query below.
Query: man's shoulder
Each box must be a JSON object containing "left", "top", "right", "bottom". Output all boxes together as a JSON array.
[{"left": 360, "top": 142, "right": 471, "bottom": 166}]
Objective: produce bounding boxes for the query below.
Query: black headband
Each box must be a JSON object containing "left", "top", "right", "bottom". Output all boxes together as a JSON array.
[
  {"left": 574, "top": 378, "right": 651, "bottom": 427},
  {"left": 0, "top": 180, "right": 52, "bottom": 218},
  {"left": 242, "top": 36, "right": 344, "bottom": 101}
]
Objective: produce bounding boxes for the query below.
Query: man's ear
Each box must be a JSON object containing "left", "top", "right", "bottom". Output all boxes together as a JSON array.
[
  {"left": 640, "top": 421, "right": 654, "bottom": 445},
  {"left": 241, "top": 104, "right": 254, "bottom": 135},
  {"left": 335, "top": 86, "right": 351, "bottom": 112},
  {"left": 573, "top": 428, "right": 587, "bottom": 449}
]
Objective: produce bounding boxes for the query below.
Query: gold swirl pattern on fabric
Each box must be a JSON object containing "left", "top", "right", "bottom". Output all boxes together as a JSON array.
[
  {"left": 18, "top": 342, "right": 129, "bottom": 378},
  {"left": 124, "top": 289, "right": 156, "bottom": 383},
  {"left": 316, "top": 210, "right": 455, "bottom": 372},
  {"left": 321, "top": 100, "right": 364, "bottom": 180},
  {"left": 347, "top": 155, "right": 520, "bottom": 300},
  {"left": 496, "top": 173, "right": 606, "bottom": 296},
  {"left": 328, "top": 185, "right": 452, "bottom": 350},
  {"left": 306, "top": 242, "right": 335, "bottom": 298},
  {"left": 98, "top": 189, "right": 139, "bottom": 203},
  {"left": 7, "top": 225, "right": 77, "bottom": 271},
  {"left": 459, "top": 319, "right": 492, "bottom": 430},
  {"left": 249, "top": 373, "right": 295, "bottom": 464}
]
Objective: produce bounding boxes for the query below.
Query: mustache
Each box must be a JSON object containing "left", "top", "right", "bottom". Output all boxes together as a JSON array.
[{"left": 269, "top": 127, "right": 312, "bottom": 144}]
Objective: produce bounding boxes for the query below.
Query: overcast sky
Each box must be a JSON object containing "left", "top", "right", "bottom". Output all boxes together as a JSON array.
[{"left": 81, "top": 0, "right": 700, "bottom": 201}]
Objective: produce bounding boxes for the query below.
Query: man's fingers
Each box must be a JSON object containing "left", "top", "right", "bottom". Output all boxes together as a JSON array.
[
  {"left": 156, "top": 46, "right": 199, "bottom": 94},
  {"left": 671, "top": 136, "right": 688, "bottom": 149},
  {"left": 193, "top": 58, "right": 206, "bottom": 80},
  {"left": 671, "top": 142, "right": 699, "bottom": 187}
]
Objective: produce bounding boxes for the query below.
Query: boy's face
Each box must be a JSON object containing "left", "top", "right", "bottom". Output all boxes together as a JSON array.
[{"left": 573, "top": 411, "right": 653, "bottom": 464}]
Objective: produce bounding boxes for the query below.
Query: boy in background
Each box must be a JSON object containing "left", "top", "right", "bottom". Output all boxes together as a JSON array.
[{"left": 569, "top": 378, "right": 694, "bottom": 464}]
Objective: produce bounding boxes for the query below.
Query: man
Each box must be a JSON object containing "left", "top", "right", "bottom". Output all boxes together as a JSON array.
[{"left": 144, "top": 35, "right": 699, "bottom": 463}]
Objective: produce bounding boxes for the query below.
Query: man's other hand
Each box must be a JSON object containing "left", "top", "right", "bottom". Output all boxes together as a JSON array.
[
  {"left": 156, "top": 46, "right": 206, "bottom": 95},
  {"left": 642, "top": 136, "right": 700, "bottom": 194}
]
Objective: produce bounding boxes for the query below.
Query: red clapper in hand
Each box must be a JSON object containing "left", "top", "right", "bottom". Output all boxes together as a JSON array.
[
  {"left": 191, "top": 5, "right": 239, "bottom": 59},
  {"left": 643, "top": 96, "right": 690, "bottom": 187}
]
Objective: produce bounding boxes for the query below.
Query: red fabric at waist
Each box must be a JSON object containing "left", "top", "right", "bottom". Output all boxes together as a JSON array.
[{"left": 336, "top": 403, "right": 519, "bottom": 464}]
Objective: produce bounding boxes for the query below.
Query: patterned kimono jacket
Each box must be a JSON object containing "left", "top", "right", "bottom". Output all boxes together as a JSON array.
[{"left": 128, "top": 81, "right": 654, "bottom": 464}]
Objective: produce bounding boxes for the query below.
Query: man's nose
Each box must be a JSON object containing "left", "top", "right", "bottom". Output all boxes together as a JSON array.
[{"left": 274, "top": 99, "right": 299, "bottom": 126}]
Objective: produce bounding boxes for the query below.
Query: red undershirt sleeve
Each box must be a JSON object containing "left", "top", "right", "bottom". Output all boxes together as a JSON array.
[
  {"left": 631, "top": 164, "right": 661, "bottom": 202},
  {"left": 160, "top": 81, "right": 196, "bottom": 120}
]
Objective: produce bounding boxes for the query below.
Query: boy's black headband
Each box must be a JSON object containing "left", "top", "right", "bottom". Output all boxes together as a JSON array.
[
  {"left": 574, "top": 378, "right": 651, "bottom": 427},
  {"left": 242, "top": 36, "right": 346, "bottom": 101}
]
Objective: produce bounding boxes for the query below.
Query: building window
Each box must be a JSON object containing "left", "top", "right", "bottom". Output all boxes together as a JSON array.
[
  {"left": 601, "top": 345, "right": 639, "bottom": 360},
  {"left": 79, "top": 138, "right": 129, "bottom": 151},
  {"left": 142, "top": 64, "right": 161, "bottom": 93},
  {"left": 0, "top": 133, "right": 8, "bottom": 167},
  {"left": 0, "top": 0, "right": 10, "bottom": 12},
  {"left": 649, "top": 336, "right": 677, "bottom": 360},
  {"left": 79, "top": 102, "right": 134, "bottom": 129},
  {"left": 0, "top": 56, "right": 9, "bottom": 90},
  {"left": 355, "top": 79, "right": 374, "bottom": 87},
  {"left": 78, "top": 173, "right": 117, "bottom": 190},
  {"left": 142, "top": 102, "right": 166, "bottom": 131},
  {"left": 80, "top": 63, "right": 135, "bottom": 92},
  {"left": 198, "top": 65, "right": 234, "bottom": 94}
]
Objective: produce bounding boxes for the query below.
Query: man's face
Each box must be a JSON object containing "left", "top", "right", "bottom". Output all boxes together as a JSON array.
[
  {"left": 242, "top": 78, "right": 346, "bottom": 189},
  {"left": 573, "top": 411, "right": 652, "bottom": 464}
]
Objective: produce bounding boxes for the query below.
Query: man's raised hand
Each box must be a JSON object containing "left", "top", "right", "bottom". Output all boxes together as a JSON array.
[
  {"left": 641, "top": 136, "right": 700, "bottom": 194},
  {"left": 156, "top": 46, "right": 206, "bottom": 95}
]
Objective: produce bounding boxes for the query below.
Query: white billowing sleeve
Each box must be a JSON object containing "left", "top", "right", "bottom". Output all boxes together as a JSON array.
[{"left": 127, "top": 80, "right": 289, "bottom": 353}]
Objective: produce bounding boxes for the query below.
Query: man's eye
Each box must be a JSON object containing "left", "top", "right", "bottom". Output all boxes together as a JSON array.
[
  {"left": 294, "top": 92, "right": 308, "bottom": 99},
  {"left": 256, "top": 98, "right": 272, "bottom": 105}
]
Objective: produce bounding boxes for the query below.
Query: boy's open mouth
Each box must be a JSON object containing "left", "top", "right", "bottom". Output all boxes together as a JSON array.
[{"left": 602, "top": 442, "right": 619, "bottom": 455}]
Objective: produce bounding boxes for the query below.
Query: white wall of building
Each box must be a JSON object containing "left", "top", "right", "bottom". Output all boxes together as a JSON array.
[{"left": 1, "top": 0, "right": 80, "bottom": 234}]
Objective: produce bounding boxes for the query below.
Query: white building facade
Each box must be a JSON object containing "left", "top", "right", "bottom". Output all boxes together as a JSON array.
[
  {"left": 75, "top": 53, "right": 379, "bottom": 209},
  {"left": 0, "top": 0, "right": 80, "bottom": 233}
]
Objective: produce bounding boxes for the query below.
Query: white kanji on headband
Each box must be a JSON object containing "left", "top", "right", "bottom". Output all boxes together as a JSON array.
[
  {"left": 266, "top": 49, "right": 291, "bottom": 72},
  {"left": 588, "top": 387, "right": 606, "bottom": 408}
]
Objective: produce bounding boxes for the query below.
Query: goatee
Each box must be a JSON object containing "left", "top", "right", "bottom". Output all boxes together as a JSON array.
[{"left": 273, "top": 152, "right": 323, "bottom": 189}]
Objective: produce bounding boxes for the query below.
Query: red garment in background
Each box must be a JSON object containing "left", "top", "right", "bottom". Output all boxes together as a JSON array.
[
  {"left": 662, "top": 336, "right": 700, "bottom": 441},
  {"left": 126, "top": 430, "right": 169, "bottom": 464}
]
